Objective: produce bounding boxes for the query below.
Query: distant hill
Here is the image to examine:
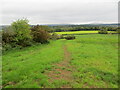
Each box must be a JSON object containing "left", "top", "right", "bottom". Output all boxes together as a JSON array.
[
  {"left": 81, "top": 23, "right": 118, "bottom": 27},
  {"left": 43, "top": 23, "right": 119, "bottom": 27},
  {"left": 0, "top": 23, "right": 119, "bottom": 30}
]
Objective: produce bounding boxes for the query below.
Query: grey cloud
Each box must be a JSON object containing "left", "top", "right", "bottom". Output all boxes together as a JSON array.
[{"left": 1, "top": 0, "right": 119, "bottom": 25}]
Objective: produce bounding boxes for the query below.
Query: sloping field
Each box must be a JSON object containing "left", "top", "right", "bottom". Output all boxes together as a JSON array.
[{"left": 2, "top": 34, "right": 118, "bottom": 88}]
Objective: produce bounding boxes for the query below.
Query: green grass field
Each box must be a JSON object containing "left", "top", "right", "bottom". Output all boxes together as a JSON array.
[
  {"left": 2, "top": 34, "right": 118, "bottom": 88},
  {"left": 53, "top": 31, "right": 116, "bottom": 35}
]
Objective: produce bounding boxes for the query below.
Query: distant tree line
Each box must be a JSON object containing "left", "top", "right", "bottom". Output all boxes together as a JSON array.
[{"left": 48, "top": 25, "right": 118, "bottom": 32}]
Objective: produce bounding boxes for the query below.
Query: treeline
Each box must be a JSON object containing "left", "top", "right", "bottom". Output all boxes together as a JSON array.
[{"left": 49, "top": 25, "right": 118, "bottom": 32}]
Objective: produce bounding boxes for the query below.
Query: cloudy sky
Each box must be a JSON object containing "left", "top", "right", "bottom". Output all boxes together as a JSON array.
[{"left": 0, "top": 0, "right": 119, "bottom": 25}]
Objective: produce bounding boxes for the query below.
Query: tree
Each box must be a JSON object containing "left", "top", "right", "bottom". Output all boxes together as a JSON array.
[
  {"left": 31, "top": 25, "right": 50, "bottom": 43},
  {"left": 11, "top": 19, "right": 32, "bottom": 47}
]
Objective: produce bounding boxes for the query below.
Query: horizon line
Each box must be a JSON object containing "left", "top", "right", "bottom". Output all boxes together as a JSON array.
[{"left": 0, "top": 22, "right": 118, "bottom": 26}]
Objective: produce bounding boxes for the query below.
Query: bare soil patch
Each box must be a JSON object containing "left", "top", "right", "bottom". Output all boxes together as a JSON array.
[{"left": 45, "top": 45, "right": 75, "bottom": 88}]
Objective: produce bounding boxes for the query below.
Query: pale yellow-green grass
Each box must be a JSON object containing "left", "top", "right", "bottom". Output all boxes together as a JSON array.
[
  {"left": 51, "top": 31, "right": 116, "bottom": 35},
  {"left": 55, "top": 31, "right": 98, "bottom": 35}
]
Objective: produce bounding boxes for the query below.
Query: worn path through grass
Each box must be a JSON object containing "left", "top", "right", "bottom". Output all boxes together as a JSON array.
[
  {"left": 2, "top": 34, "right": 118, "bottom": 88},
  {"left": 45, "top": 44, "right": 75, "bottom": 88}
]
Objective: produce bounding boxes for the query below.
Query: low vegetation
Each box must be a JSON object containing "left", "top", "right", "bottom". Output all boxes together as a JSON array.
[
  {"left": 64, "top": 35, "right": 75, "bottom": 40},
  {"left": 50, "top": 32, "right": 63, "bottom": 40},
  {"left": 98, "top": 27, "right": 108, "bottom": 34}
]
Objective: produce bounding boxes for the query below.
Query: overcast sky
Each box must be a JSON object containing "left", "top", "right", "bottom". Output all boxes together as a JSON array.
[{"left": 0, "top": 0, "right": 119, "bottom": 25}]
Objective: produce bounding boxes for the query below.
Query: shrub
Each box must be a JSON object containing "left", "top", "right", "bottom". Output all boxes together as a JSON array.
[
  {"left": 50, "top": 33, "right": 63, "bottom": 40},
  {"left": 98, "top": 27, "right": 108, "bottom": 34},
  {"left": 2, "top": 26, "right": 15, "bottom": 44},
  {"left": 11, "top": 19, "right": 32, "bottom": 47},
  {"left": 2, "top": 43, "right": 12, "bottom": 51},
  {"left": 31, "top": 25, "right": 50, "bottom": 43},
  {"left": 64, "top": 35, "right": 75, "bottom": 40},
  {"left": 116, "top": 27, "right": 120, "bottom": 34}
]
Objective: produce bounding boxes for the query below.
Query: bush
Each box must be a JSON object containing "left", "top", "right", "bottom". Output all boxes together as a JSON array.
[
  {"left": 11, "top": 19, "right": 32, "bottom": 47},
  {"left": 2, "top": 26, "right": 15, "bottom": 43},
  {"left": 2, "top": 43, "right": 12, "bottom": 51},
  {"left": 50, "top": 33, "right": 63, "bottom": 40},
  {"left": 117, "top": 27, "right": 120, "bottom": 34},
  {"left": 64, "top": 35, "right": 75, "bottom": 40},
  {"left": 31, "top": 25, "right": 50, "bottom": 43},
  {"left": 2, "top": 26, "right": 16, "bottom": 51},
  {"left": 98, "top": 27, "right": 108, "bottom": 34},
  {"left": 2, "top": 19, "right": 32, "bottom": 51}
]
